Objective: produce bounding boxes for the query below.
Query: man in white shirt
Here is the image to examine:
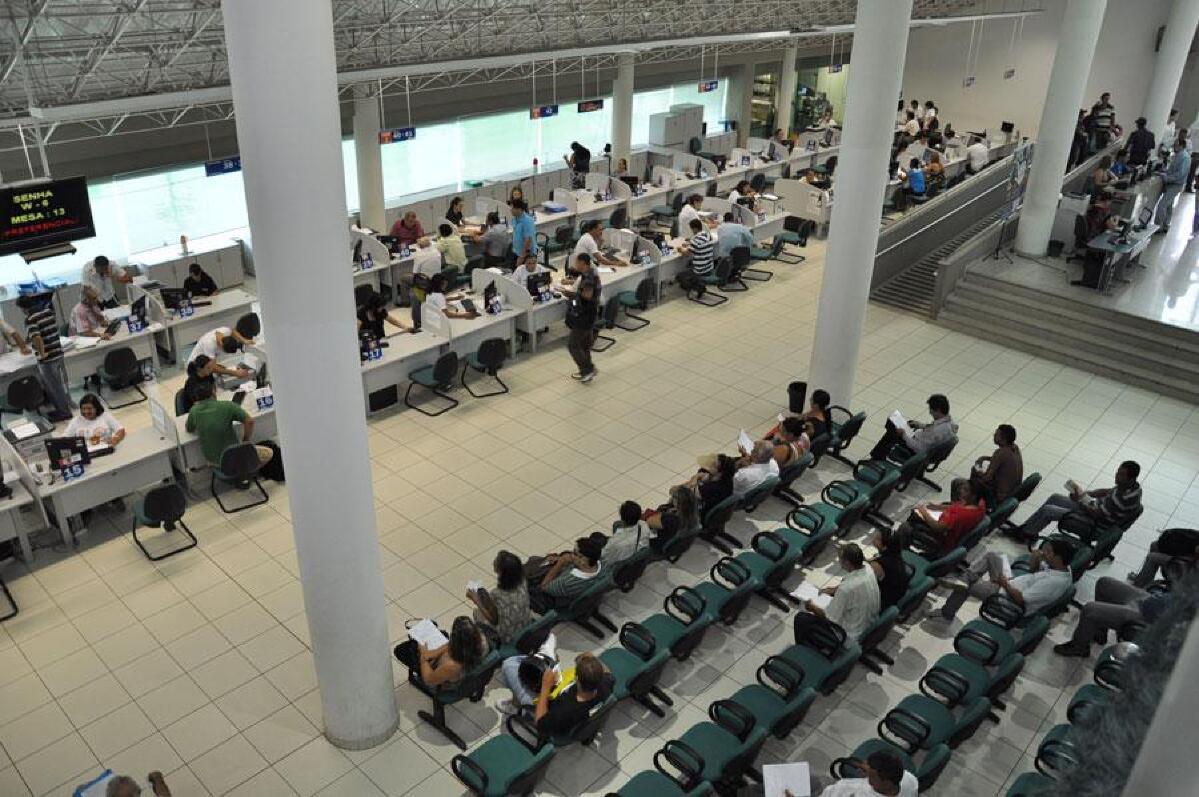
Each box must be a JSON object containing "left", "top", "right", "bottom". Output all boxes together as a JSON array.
[
  {"left": 820, "top": 749, "right": 919, "bottom": 797},
  {"left": 966, "top": 136, "right": 989, "bottom": 174},
  {"left": 806, "top": 544, "right": 880, "bottom": 641},
  {"left": 940, "top": 538, "right": 1073, "bottom": 620},
  {"left": 676, "top": 194, "right": 712, "bottom": 235},
  {"left": 573, "top": 220, "right": 626, "bottom": 268},
  {"left": 410, "top": 238, "right": 443, "bottom": 278},
  {"left": 902, "top": 112, "right": 919, "bottom": 138},
  {"left": 187, "top": 326, "right": 252, "bottom": 378},
  {"left": 80, "top": 255, "right": 132, "bottom": 309},
  {"left": 732, "top": 440, "right": 780, "bottom": 498},
  {"left": 601, "top": 501, "right": 650, "bottom": 567}
]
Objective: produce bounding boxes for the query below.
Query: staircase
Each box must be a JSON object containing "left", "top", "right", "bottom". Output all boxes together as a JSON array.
[
  {"left": 870, "top": 212, "right": 1003, "bottom": 317},
  {"left": 937, "top": 270, "right": 1199, "bottom": 403}
]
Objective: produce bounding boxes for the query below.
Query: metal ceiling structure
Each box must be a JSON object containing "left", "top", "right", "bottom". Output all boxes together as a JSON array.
[{"left": 0, "top": 0, "right": 1038, "bottom": 154}]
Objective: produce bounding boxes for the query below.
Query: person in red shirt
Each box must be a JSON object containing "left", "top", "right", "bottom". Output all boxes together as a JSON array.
[
  {"left": 910, "top": 478, "right": 986, "bottom": 553},
  {"left": 388, "top": 211, "right": 424, "bottom": 247}
]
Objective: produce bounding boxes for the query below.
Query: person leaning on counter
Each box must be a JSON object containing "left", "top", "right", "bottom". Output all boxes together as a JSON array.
[{"left": 187, "top": 326, "right": 254, "bottom": 379}]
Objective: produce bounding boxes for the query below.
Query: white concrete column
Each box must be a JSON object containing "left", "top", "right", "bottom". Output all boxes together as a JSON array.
[
  {"left": 1013, "top": 0, "right": 1107, "bottom": 257},
  {"left": 220, "top": 0, "right": 398, "bottom": 750},
  {"left": 1144, "top": 0, "right": 1199, "bottom": 140},
  {"left": 776, "top": 44, "right": 799, "bottom": 138},
  {"left": 807, "top": 0, "right": 913, "bottom": 408},
  {"left": 728, "top": 62, "right": 756, "bottom": 146},
  {"left": 611, "top": 52, "right": 635, "bottom": 164},
  {"left": 353, "top": 87, "right": 386, "bottom": 232}
]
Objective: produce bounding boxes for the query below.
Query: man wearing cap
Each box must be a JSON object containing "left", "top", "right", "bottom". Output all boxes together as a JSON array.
[{"left": 80, "top": 255, "right": 132, "bottom": 309}]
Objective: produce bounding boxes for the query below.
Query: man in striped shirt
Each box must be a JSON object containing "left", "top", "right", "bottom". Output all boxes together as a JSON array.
[
  {"left": 679, "top": 218, "right": 715, "bottom": 282},
  {"left": 1013, "top": 461, "right": 1142, "bottom": 542},
  {"left": 17, "top": 294, "right": 73, "bottom": 421}
]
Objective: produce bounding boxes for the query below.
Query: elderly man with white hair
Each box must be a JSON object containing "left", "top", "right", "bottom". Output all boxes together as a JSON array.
[{"left": 732, "top": 439, "right": 780, "bottom": 498}]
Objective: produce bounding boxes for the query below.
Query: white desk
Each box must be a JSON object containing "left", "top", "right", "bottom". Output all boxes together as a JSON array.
[
  {"left": 63, "top": 322, "right": 161, "bottom": 385},
  {"left": 446, "top": 306, "right": 521, "bottom": 360},
  {"left": 159, "top": 288, "right": 257, "bottom": 364},
  {"left": 360, "top": 329, "right": 443, "bottom": 414},
  {"left": 353, "top": 260, "right": 395, "bottom": 293},
  {"left": 0, "top": 481, "right": 35, "bottom": 561}
]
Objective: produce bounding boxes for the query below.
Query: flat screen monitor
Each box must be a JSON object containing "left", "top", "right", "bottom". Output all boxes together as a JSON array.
[
  {"left": 160, "top": 287, "right": 187, "bottom": 309},
  {"left": 45, "top": 436, "right": 90, "bottom": 469},
  {"left": 130, "top": 295, "right": 147, "bottom": 320},
  {"left": 618, "top": 175, "right": 639, "bottom": 191},
  {"left": 0, "top": 177, "right": 96, "bottom": 256},
  {"left": 526, "top": 272, "right": 552, "bottom": 299}
]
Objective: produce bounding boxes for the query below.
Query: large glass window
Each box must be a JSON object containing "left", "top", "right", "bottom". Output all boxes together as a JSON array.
[{"left": 0, "top": 78, "right": 724, "bottom": 286}]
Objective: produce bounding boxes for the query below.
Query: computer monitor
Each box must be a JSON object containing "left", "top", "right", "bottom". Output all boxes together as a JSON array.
[
  {"left": 130, "top": 295, "right": 147, "bottom": 320},
  {"left": 483, "top": 281, "right": 501, "bottom": 314},
  {"left": 740, "top": 154, "right": 751, "bottom": 167},
  {"left": 1118, "top": 218, "right": 1133, "bottom": 242},
  {"left": 822, "top": 129, "right": 834, "bottom": 146},
  {"left": 526, "top": 272, "right": 552, "bottom": 300},
  {"left": 45, "top": 436, "right": 89, "bottom": 470},
  {"left": 618, "top": 175, "right": 639, "bottom": 191},
  {"left": 160, "top": 287, "right": 186, "bottom": 309},
  {"left": 630, "top": 237, "right": 641, "bottom": 262},
  {"left": 256, "top": 362, "right": 269, "bottom": 389}
]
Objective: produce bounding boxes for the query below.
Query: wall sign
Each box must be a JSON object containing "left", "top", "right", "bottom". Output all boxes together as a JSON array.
[
  {"left": 698, "top": 80, "right": 719, "bottom": 93},
  {"left": 204, "top": 156, "right": 241, "bottom": 176},
  {"left": 577, "top": 99, "right": 604, "bottom": 113},
  {"left": 378, "top": 127, "right": 416, "bottom": 144},
  {"left": 530, "top": 105, "right": 559, "bottom": 119}
]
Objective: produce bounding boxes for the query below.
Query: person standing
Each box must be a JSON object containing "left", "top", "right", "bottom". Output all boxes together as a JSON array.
[
  {"left": 80, "top": 255, "right": 132, "bottom": 309},
  {"left": 1090, "top": 92, "right": 1117, "bottom": 150},
  {"left": 564, "top": 142, "right": 591, "bottom": 188},
  {"left": 1068, "top": 109, "right": 1089, "bottom": 170},
  {"left": 1155, "top": 138, "right": 1191, "bottom": 231},
  {"left": 1185, "top": 121, "right": 1199, "bottom": 192},
  {"left": 16, "top": 294, "right": 72, "bottom": 421},
  {"left": 563, "top": 272, "right": 601, "bottom": 383},
  {"left": 1163, "top": 108, "right": 1179, "bottom": 153},
  {"left": 509, "top": 200, "right": 538, "bottom": 267},
  {"left": 1126, "top": 117, "right": 1155, "bottom": 167}
]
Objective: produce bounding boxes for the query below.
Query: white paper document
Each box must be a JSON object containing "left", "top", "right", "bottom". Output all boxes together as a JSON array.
[
  {"left": 407, "top": 618, "right": 449, "bottom": 648},
  {"left": 999, "top": 554, "right": 1013, "bottom": 581},
  {"left": 9, "top": 421, "right": 40, "bottom": 440},
  {"left": 738, "top": 429, "right": 755, "bottom": 454},
  {"left": 72, "top": 336, "right": 101, "bottom": 349},
  {"left": 790, "top": 582, "right": 832, "bottom": 609},
  {"left": 889, "top": 409, "right": 908, "bottom": 429},
  {"left": 467, "top": 580, "right": 482, "bottom": 593},
  {"left": 922, "top": 507, "right": 943, "bottom": 523},
  {"left": 763, "top": 762, "right": 811, "bottom": 797}
]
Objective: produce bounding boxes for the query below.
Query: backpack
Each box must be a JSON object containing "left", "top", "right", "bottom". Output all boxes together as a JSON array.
[{"left": 258, "top": 440, "right": 285, "bottom": 482}]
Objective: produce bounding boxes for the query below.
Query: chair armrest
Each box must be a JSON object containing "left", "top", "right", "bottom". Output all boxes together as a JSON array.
[
  {"left": 451, "top": 754, "right": 489, "bottom": 794},
  {"left": 506, "top": 712, "right": 546, "bottom": 752},
  {"left": 878, "top": 706, "right": 931, "bottom": 754}
]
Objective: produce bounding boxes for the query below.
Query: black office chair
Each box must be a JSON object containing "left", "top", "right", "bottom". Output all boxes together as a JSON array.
[
  {"left": 0, "top": 564, "right": 15, "bottom": 621},
  {"left": 211, "top": 443, "right": 270, "bottom": 514},
  {"left": 174, "top": 389, "right": 189, "bottom": 417},
  {"left": 592, "top": 300, "right": 620, "bottom": 352},
  {"left": 95, "top": 347, "right": 147, "bottom": 408},
  {"left": 405, "top": 352, "right": 459, "bottom": 416},
  {"left": 609, "top": 208, "right": 628, "bottom": 230},
  {"left": 235, "top": 312, "right": 261, "bottom": 339},
  {"left": 538, "top": 225, "right": 573, "bottom": 269},
  {"left": 736, "top": 245, "right": 772, "bottom": 282},
  {"left": 132, "top": 483, "right": 197, "bottom": 561},
  {"left": 1, "top": 376, "right": 47, "bottom": 426},
  {"left": 461, "top": 338, "right": 508, "bottom": 398},
  {"left": 750, "top": 173, "right": 767, "bottom": 193},
  {"left": 1066, "top": 215, "right": 1091, "bottom": 264},
  {"left": 614, "top": 278, "right": 655, "bottom": 331}
]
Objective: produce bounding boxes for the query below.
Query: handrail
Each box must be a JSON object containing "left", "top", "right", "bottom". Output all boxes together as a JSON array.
[{"left": 876, "top": 178, "right": 1009, "bottom": 259}]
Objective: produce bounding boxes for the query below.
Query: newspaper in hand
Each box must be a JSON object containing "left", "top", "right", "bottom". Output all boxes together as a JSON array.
[
  {"left": 790, "top": 582, "right": 832, "bottom": 610},
  {"left": 737, "top": 429, "right": 755, "bottom": 455},
  {"left": 407, "top": 618, "right": 449, "bottom": 649},
  {"left": 763, "top": 762, "right": 811, "bottom": 797},
  {"left": 889, "top": 409, "right": 908, "bottom": 429}
]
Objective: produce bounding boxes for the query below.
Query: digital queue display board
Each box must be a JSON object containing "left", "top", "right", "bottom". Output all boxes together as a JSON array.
[{"left": 0, "top": 176, "right": 96, "bottom": 256}]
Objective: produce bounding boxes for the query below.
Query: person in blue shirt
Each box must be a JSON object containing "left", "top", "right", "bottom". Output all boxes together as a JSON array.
[
  {"left": 1155, "top": 138, "right": 1191, "bottom": 231},
  {"left": 1109, "top": 149, "right": 1131, "bottom": 179},
  {"left": 715, "top": 212, "right": 755, "bottom": 259},
  {"left": 902, "top": 157, "right": 926, "bottom": 199},
  {"left": 509, "top": 199, "right": 538, "bottom": 266}
]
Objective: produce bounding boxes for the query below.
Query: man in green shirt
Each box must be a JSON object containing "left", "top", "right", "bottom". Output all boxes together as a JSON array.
[{"left": 185, "top": 381, "right": 273, "bottom": 468}]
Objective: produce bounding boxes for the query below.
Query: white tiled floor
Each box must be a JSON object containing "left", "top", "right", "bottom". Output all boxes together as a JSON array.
[{"left": 1, "top": 232, "right": 1195, "bottom": 796}]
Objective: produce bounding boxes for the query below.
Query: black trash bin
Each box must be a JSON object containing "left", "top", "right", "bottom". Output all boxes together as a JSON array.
[{"left": 788, "top": 381, "right": 808, "bottom": 414}]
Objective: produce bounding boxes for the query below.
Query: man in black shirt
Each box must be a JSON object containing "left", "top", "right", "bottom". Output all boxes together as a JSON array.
[
  {"left": 563, "top": 263, "right": 601, "bottom": 383},
  {"left": 534, "top": 652, "right": 613, "bottom": 739},
  {"left": 183, "top": 263, "right": 219, "bottom": 297},
  {"left": 1126, "top": 117, "right": 1155, "bottom": 166}
]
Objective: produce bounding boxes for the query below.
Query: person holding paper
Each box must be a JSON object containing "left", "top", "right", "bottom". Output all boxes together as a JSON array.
[
  {"left": 732, "top": 440, "right": 781, "bottom": 499},
  {"left": 533, "top": 652, "right": 613, "bottom": 736},
  {"left": 769, "top": 416, "right": 813, "bottom": 468},
  {"left": 905, "top": 478, "right": 985, "bottom": 554},
  {"left": 467, "top": 550, "right": 532, "bottom": 645},
  {"left": 939, "top": 538, "right": 1073, "bottom": 621},
  {"left": 817, "top": 749, "right": 918, "bottom": 797},
  {"left": 868, "top": 393, "right": 957, "bottom": 461},
  {"left": 1010, "top": 461, "right": 1142, "bottom": 543},
  {"left": 804, "top": 544, "right": 880, "bottom": 641},
  {"left": 393, "top": 616, "right": 490, "bottom": 690},
  {"left": 66, "top": 393, "right": 125, "bottom": 449},
  {"left": 69, "top": 286, "right": 113, "bottom": 339}
]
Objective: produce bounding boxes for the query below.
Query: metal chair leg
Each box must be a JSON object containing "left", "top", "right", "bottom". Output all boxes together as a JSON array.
[
  {"left": 404, "top": 381, "right": 458, "bottom": 416},
  {"left": 0, "top": 575, "right": 17, "bottom": 622},
  {"left": 742, "top": 267, "right": 774, "bottom": 281},
  {"left": 687, "top": 288, "right": 728, "bottom": 307},
  {"left": 591, "top": 333, "right": 616, "bottom": 352},
  {"left": 212, "top": 473, "right": 269, "bottom": 514},
  {"left": 418, "top": 702, "right": 467, "bottom": 750},
  {"left": 132, "top": 517, "right": 198, "bottom": 561},
  {"left": 461, "top": 362, "right": 508, "bottom": 398}
]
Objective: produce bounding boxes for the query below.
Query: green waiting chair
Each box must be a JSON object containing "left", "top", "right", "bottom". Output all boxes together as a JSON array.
[
  {"left": 831, "top": 737, "right": 951, "bottom": 793},
  {"left": 641, "top": 586, "right": 715, "bottom": 662},
  {"left": 727, "top": 655, "right": 817, "bottom": 739},
  {"left": 608, "top": 743, "right": 715, "bottom": 797},
  {"left": 410, "top": 648, "right": 502, "bottom": 750},
  {"left": 733, "top": 530, "right": 807, "bottom": 611},
  {"left": 698, "top": 493, "right": 742, "bottom": 554},
  {"left": 673, "top": 700, "right": 769, "bottom": 792},
  {"left": 614, "top": 278, "right": 655, "bottom": 331},
  {"left": 555, "top": 572, "right": 618, "bottom": 639},
  {"left": 451, "top": 714, "right": 555, "bottom": 796},
  {"left": 693, "top": 557, "right": 759, "bottom": 626},
  {"left": 778, "top": 615, "right": 861, "bottom": 696},
  {"left": 857, "top": 606, "right": 900, "bottom": 674},
  {"left": 131, "top": 483, "right": 197, "bottom": 562},
  {"left": 823, "top": 466, "right": 901, "bottom": 528},
  {"left": 883, "top": 666, "right": 994, "bottom": 750},
  {"left": 405, "top": 352, "right": 460, "bottom": 416},
  {"left": 827, "top": 407, "right": 868, "bottom": 467},
  {"left": 773, "top": 451, "right": 814, "bottom": 507},
  {"left": 599, "top": 622, "right": 674, "bottom": 717}
]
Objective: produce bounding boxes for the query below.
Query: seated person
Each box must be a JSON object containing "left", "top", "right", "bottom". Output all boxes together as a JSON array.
[
  {"left": 732, "top": 440, "right": 780, "bottom": 498},
  {"left": 686, "top": 454, "right": 737, "bottom": 512},
  {"left": 869, "top": 526, "right": 910, "bottom": 609},
  {"left": 677, "top": 219, "right": 716, "bottom": 293},
  {"left": 1110, "top": 148, "right": 1132, "bottom": 179},
  {"left": 727, "top": 180, "right": 759, "bottom": 211},
  {"left": 644, "top": 485, "right": 699, "bottom": 554},
  {"left": 763, "top": 388, "right": 832, "bottom": 442},
  {"left": 905, "top": 478, "right": 985, "bottom": 554},
  {"left": 1091, "top": 155, "right": 1115, "bottom": 191},
  {"left": 435, "top": 223, "right": 469, "bottom": 271},
  {"left": 1012, "top": 460, "right": 1142, "bottom": 542},
  {"left": 614, "top": 158, "right": 630, "bottom": 177},
  {"left": 769, "top": 416, "right": 812, "bottom": 468},
  {"left": 803, "top": 544, "right": 880, "bottom": 640},
  {"left": 511, "top": 258, "right": 550, "bottom": 292},
  {"left": 476, "top": 212, "right": 511, "bottom": 267},
  {"left": 531, "top": 652, "right": 613, "bottom": 737},
  {"left": 183, "top": 262, "right": 218, "bottom": 297},
  {"left": 357, "top": 291, "right": 413, "bottom": 338},
  {"left": 601, "top": 501, "right": 650, "bottom": 566},
  {"left": 532, "top": 535, "right": 604, "bottom": 609},
  {"left": 185, "top": 381, "right": 274, "bottom": 467},
  {"left": 1053, "top": 575, "right": 1175, "bottom": 658},
  {"left": 393, "top": 616, "right": 490, "bottom": 689},
  {"left": 1128, "top": 527, "right": 1199, "bottom": 587},
  {"left": 445, "top": 196, "right": 471, "bottom": 231},
  {"left": 926, "top": 151, "right": 946, "bottom": 190},
  {"left": 899, "top": 158, "right": 926, "bottom": 198},
  {"left": 66, "top": 393, "right": 126, "bottom": 449},
  {"left": 467, "top": 550, "right": 532, "bottom": 646},
  {"left": 69, "top": 286, "right": 112, "bottom": 338},
  {"left": 423, "top": 272, "right": 479, "bottom": 321},
  {"left": 99, "top": 772, "right": 173, "bottom": 797},
  {"left": 1070, "top": 189, "right": 1120, "bottom": 288},
  {"left": 868, "top": 393, "right": 957, "bottom": 460},
  {"left": 818, "top": 748, "right": 918, "bottom": 797},
  {"left": 939, "top": 538, "right": 1073, "bottom": 620},
  {"left": 389, "top": 210, "right": 424, "bottom": 248},
  {"left": 972, "top": 423, "right": 1023, "bottom": 506},
  {"left": 574, "top": 220, "right": 627, "bottom": 268},
  {"left": 180, "top": 355, "right": 217, "bottom": 415},
  {"left": 677, "top": 193, "right": 716, "bottom": 232},
  {"left": 0, "top": 317, "right": 30, "bottom": 355},
  {"left": 715, "top": 212, "right": 755, "bottom": 259},
  {"left": 187, "top": 326, "right": 253, "bottom": 379}
]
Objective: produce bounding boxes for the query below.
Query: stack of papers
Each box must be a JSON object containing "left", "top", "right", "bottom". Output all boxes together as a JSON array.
[
  {"left": 889, "top": 409, "right": 908, "bottom": 428},
  {"left": 407, "top": 618, "right": 448, "bottom": 648},
  {"left": 790, "top": 582, "right": 832, "bottom": 610},
  {"left": 763, "top": 762, "right": 810, "bottom": 797},
  {"left": 9, "top": 421, "right": 40, "bottom": 440},
  {"left": 72, "top": 336, "right": 101, "bottom": 349}
]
